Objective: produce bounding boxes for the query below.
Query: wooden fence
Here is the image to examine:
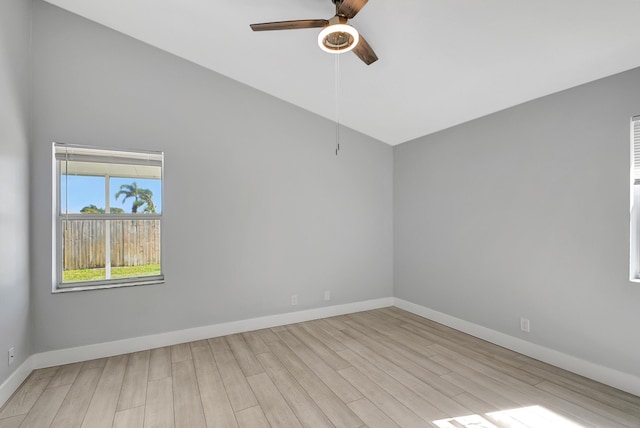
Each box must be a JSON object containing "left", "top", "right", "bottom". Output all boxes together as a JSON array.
[{"left": 63, "top": 219, "right": 160, "bottom": 270}]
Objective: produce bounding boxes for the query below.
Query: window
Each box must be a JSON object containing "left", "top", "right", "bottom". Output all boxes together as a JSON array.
[
  {"left": 53, "top": 143, "right": 164, "bottom": 291},
  {"left": 631, "top": 117, "right": 640, "bottom": 282}
]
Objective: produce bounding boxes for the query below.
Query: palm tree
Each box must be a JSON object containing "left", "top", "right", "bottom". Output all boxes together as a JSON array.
[
  {"left": 115, "top": 182, "right": 155, "bottom": 213},
  {"left": 140, "top": 189, "right": 156, "bottom": 213}
]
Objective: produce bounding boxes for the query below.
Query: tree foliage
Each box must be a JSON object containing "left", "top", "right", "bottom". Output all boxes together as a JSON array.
[
  {"left": 115, "top": 182, "right": 156, "bottom": 213},
  {"left": 80, "top": 204, "right": 124, "bottom": 214},
  {"left": 80, "top": 204, "right": 104, "bottom": 213}
]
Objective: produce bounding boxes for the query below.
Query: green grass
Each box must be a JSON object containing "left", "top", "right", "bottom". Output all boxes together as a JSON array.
[{"left": 63, "top": 264, "right": 161, "bottom": 282}]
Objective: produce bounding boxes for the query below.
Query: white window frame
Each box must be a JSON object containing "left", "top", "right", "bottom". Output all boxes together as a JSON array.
[
  {"left": 52, "top": 143, "right": 165, "bottom": 292},
  {"left": 630, "top": 117, "right": 640, "bottom": 282}
]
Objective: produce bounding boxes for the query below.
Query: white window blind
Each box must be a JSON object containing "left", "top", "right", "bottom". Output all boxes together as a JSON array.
[
  {"left": 54, "top": 144, "right": 162, "bottom": 166},
  {"left": 630, "top": 117, "right": 640, "bottom": 282},
  {"left": 633, "top": 116, "right": 640, "bottom": 184}
]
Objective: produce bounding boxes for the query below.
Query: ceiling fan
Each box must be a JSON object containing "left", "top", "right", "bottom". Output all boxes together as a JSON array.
[{"left": 250, "top": 0, "right": 378, "bottom": 65}]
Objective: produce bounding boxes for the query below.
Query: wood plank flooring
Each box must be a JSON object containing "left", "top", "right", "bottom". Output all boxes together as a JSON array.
[{"left": 2, "top": 308, "right": 640, "bottom": 427}]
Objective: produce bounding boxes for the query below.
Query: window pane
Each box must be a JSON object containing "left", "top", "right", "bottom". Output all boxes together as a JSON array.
[
  {"left": 110, "top": 219, "right": 161, "bottom": 278},
  {"left": 60, "top": 173, "right": 106, "bottom": 214},
  {"left": 62, "top": 219, "right": 161, "bottom": 283},
  {"left": 62, "top": 219, "right": 107, "bottom": 282},
  {"left": 60, "top": 158, "right": 161, "bottom": 214}
]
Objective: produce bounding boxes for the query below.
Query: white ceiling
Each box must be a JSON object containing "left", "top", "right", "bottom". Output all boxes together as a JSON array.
[{"left": 43, "top": 0, "right": 640, "bottom": 145}]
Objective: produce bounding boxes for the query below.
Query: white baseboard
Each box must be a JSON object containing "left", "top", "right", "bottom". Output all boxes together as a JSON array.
[
  {"left": 394, "top": 298, "right": 640, "bottom": 397},
  {"left": 0, "top": 355, "right": 36, "bottom": 408},
  {"left": 32, "top": 297, "right": 394, "bottom": 371}
]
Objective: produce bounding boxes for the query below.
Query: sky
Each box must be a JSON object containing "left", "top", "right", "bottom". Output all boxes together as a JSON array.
[{"left": 61, "top": 175, "right": 162, "bottom": 214}]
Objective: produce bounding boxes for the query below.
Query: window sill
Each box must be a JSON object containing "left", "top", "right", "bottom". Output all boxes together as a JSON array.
[{"left": 52, "top": 276, "right": 165, "bottom": 293}]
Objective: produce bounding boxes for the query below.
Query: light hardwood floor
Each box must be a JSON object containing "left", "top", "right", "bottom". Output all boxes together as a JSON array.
[{"left": 2, "top": 308, "right": 640, "bottom": 427}]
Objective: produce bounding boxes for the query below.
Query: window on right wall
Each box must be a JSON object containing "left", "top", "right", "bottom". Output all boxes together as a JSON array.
[{"left": 630, "top": 116, "right": 640, "bottom": 282}]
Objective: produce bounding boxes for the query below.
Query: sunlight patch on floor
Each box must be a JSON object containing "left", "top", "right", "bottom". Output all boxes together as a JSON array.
[{"left": 433, "top": 405, "right": 585, "bottom": 428}]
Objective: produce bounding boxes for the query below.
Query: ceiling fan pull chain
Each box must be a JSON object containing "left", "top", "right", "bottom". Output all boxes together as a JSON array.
[{"left": 335, "top": 53, "right": 340, "bottom": 156}]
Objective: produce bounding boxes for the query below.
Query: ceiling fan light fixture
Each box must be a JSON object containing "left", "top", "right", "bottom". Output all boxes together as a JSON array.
[{"left": 318, "top": 23, "right": 359, "bottom": 54}]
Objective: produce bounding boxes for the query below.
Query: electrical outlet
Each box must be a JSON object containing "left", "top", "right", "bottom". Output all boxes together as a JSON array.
[
  {"left": 324, "top": 290, "right": 331, "bottom": 301},
  {"left": 291, "top": 294, "right": 298, "bottom": 306},
  {"left": 520, "top": 318, "right": 530, "bottom": 333},
  {"left": 8, "top": 347, "right": 15, "bottom": 366}
]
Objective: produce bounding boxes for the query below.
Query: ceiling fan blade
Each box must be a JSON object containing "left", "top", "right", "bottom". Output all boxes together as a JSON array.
[
  {"left": 352, "top": 34, "right": 378, "bottom": 65},
  {"left": 336, "top": 0, "right": 368, "bottom": 19},
  {"left": 250, "top": 19, "right": 328, "bottom": 31}
]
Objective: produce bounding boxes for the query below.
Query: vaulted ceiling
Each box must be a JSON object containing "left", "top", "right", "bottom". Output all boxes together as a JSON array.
[{"left": 43, "top": 0, "right": 640, "bottom": 145}]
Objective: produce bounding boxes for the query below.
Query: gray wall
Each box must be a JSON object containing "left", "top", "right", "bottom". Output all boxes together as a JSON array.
[
  {"left": 0, "top": 0, "right": 32, "bottom": 385},
  {"left": 30, "top": 1, "right": 393, "bottom": 353},
  {"left": 395, "top": 67, "right": 640, "bottom": 377}
]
